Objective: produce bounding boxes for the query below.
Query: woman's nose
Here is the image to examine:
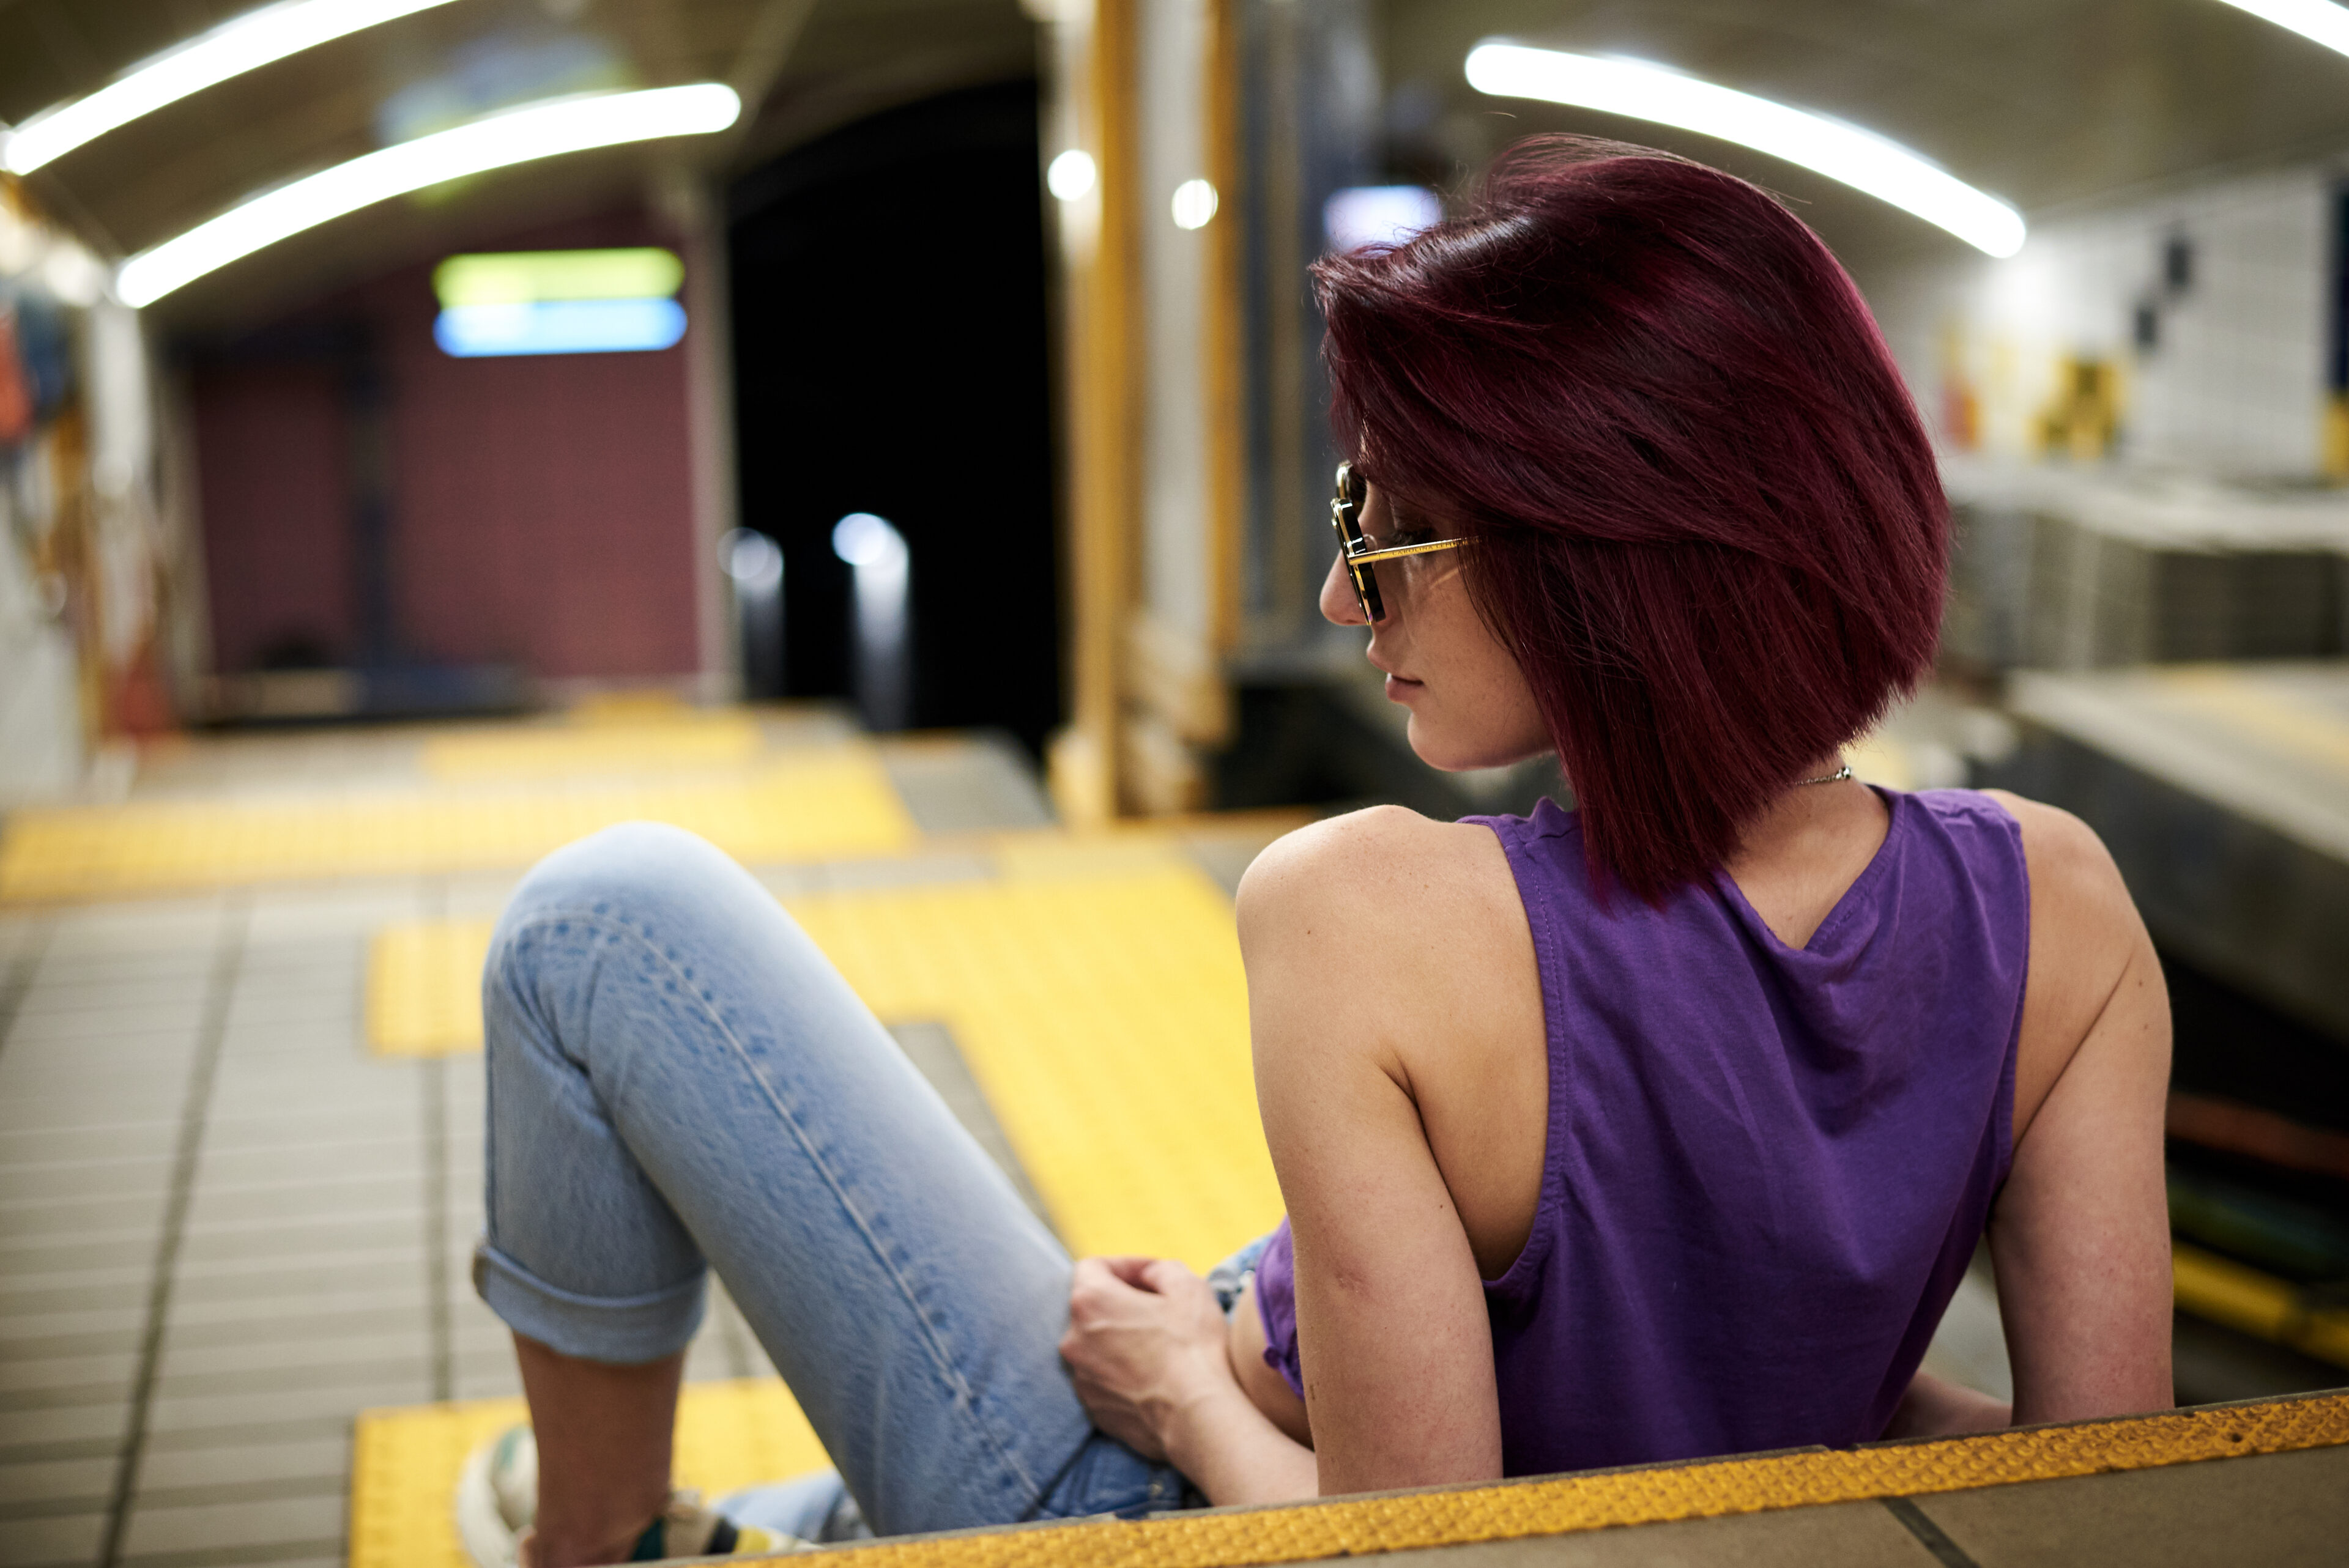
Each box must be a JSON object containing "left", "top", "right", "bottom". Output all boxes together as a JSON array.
[{"left": 1319, "top": 553, "right": 1367, "bottom": 626}]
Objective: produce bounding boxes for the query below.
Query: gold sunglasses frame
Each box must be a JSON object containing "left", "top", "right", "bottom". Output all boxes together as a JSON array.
[{"left": 1329, "top": 460, "right": 1471, "bottom": 623}]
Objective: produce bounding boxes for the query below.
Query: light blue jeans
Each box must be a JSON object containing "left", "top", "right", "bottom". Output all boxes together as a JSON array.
[{"left": 472, "top": 822, "right": 1195, "bottom": 1538}]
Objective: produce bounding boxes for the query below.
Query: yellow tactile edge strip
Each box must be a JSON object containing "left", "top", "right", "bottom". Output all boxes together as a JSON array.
[{"left": 800, "top": 1392, "right": 2349, "bottom": 1568}]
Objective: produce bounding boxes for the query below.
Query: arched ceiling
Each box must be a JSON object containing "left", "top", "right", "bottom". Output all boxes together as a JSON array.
[
  {"left": 1381, "top": 0, "right": 2349, "bottom": 275},
  {"left": 7, "top": 1, "right": 2349, "bottom": 328},
  {"left": 0, "top": 0, "right": 1035, "bottom": 329}
]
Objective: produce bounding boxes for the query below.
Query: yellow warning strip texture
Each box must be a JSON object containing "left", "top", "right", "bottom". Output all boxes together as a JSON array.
[
  {"left": 370, "top": 920, "right": 500, "bottom": 1057},
  {"left": 349, "top": 1385, "right": 2349, "bottom": 1568},
  {"left": 365, "top": 852, "right": 1279, "bottom": 1270},
  {"left": 791, "top": 859, "right": 1277, "bottom": 1269},
  {"left": 804, "top": 1393, "right": 2349, "bottom": 1568},
  {"left": 0, "top": 749, "right": 913, "bottom": 903},
  {"left": 2174, "top": 1242, "right": 2349, "bottom": 1369},
  {"left": 420, "top": 716, "right": 765, "bottom": 780},
  {"left": 351, "top": 1380, "right": 828, "bottom": 1568}
]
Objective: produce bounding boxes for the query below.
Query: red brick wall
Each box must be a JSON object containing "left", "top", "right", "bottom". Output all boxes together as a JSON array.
[
  {"left": 193, "top": 360, "right": 354, "bottom": 673},
  {"left": 192, "top": 206, "right": 702, "bottom": 682}
]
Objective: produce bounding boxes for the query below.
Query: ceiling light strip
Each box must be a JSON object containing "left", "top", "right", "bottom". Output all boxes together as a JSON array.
[
  {"left": 115, "top": 85, "right": 741, "bottom": 307},
  {"left": 1463, "top": 43, "right": 2026, "bottom": 258},
  {"left": 2213, "top": 0, "right": 2349, "bottom": 59},
  {"left": 3, "top": 0, "right": 463, "bottom": 176}
]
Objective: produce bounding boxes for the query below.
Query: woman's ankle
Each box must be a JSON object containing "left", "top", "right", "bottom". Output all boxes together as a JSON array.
[{"left": 521, "top": 1518, "right": 655, "bottom": 1568}]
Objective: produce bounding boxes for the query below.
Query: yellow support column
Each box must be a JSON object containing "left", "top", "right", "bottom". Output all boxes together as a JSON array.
[{"left": 1047, "top": 0, "right": 1143, "bottom": 826}]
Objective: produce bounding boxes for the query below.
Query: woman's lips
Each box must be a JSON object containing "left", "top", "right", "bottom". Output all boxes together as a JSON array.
[{"left": 1384, "top": 673, "right": 1423, "bottom": 702}]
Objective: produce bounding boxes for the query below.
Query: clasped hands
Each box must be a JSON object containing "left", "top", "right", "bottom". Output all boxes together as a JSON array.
[{"left": 1057, "top": 1256, "right": 1236, "bottom": 1462}]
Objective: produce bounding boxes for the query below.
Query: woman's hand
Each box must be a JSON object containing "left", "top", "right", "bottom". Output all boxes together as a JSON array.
[{"left": 1059, "top": 1256, "right": 1234, "bottom": 1462}]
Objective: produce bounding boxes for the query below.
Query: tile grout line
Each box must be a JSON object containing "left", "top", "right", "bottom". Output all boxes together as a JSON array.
[
  {"left": 98, "top": 895, "right": 249, "bottom": 1568},
  {"left": 0, "top": 918, "right": 57, "bottom": 1067},
  {"left": 1880, "top": 1496, "right": 1982, "bottom": 1568},
  {"left": 425, "top": 876, "right": 454, "bottom": 1402},
  {"left": 424, "top": 1055, "right": 452, "bottom": 1403}
]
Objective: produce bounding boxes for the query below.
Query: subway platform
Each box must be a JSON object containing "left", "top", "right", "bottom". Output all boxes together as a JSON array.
[{"left": 1, "top": 703, "right": 2343, "bottom": 1568}]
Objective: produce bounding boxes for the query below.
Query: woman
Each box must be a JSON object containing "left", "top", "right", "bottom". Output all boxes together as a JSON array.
[{"left": 461, "top": 140, "right": 2173, "bottom": 1567}]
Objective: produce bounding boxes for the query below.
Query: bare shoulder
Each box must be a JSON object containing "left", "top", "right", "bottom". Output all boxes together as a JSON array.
[
  {"left": 1237, "top": 807, "right": 1531, "bottom": 1078},
  {"left": 1977, "top": 790, "right": 2139, "bottom": 946},
  {"left": 1977, "top": 790, "right": 2164, "bottom": 1137},
  {"left": 1236, "top": 805, "right": 1515, "bottom": 953}
]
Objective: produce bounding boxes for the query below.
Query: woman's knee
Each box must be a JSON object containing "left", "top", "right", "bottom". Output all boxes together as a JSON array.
[
  {"left": 504, "top": 822, "right": 746, "bottom": 932},
  {"left": 486, "top": 823, "right": 756, "bottom": 1033}
]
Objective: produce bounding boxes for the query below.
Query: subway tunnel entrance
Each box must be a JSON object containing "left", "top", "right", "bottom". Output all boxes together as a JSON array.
[{"left": 728, "top": 81, "right": 1059, "bottom": 753}]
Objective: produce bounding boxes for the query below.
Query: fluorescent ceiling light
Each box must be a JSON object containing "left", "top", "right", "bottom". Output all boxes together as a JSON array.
[
  {"left": 3, "top": 0, "right": 462, "bottom": 176},
  {"left": 116, "top": 84, "right": 739, "bottom": 307},
  {"left": 1464, "top": 42, "right": 2025, "bottom": 258},
  {"left": 2213, "top": 0, "right": 2349, "bottom": 58},
  {"left": 1324, "top": 185, "right": 1443, "bottom": 252},
  {"left": 436, "top": 298, "right": 686, "bottom": 356},
  {"left": 434, "top": 248, "right": 684, "bottom": 306}
]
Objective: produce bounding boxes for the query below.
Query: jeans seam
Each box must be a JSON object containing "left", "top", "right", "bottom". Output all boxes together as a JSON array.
[{"left": 503, "top": 904, "right": 1056, "bottom": 1508}]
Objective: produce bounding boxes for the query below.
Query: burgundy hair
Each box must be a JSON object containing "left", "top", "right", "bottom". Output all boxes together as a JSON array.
[{"left": 1314, "top": 137, "right": 1946, "bottom": 902}]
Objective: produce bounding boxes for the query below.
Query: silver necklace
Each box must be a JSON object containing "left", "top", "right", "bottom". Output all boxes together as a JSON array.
[{"left": 1797, "top": 763, "right": 1854, "bottom": 786}]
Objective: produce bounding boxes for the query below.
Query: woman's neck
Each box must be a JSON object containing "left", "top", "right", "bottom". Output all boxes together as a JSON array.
[{"left": 1721, "top": 767, "right": 1890, "bottom": 949}]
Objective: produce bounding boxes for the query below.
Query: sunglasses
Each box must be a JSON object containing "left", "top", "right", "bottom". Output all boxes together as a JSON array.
[{"left": 1328, "top": 461, "right": 1471, "bottom": 623}]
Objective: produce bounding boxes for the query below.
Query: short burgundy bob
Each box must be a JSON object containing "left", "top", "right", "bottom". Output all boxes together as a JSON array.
[{"left": 1315, "top": 138, "right": 1946, "bottom": 901}]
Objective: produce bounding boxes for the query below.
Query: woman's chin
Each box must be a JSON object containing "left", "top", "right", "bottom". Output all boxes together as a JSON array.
[{"left": 1406, "top": 717, "right": 1535, "bottom": 775}]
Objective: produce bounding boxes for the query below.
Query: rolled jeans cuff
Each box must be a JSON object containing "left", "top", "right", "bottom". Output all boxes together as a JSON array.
[{"left": 472, "top": 1238, "right": 707, "bottom": 1364}]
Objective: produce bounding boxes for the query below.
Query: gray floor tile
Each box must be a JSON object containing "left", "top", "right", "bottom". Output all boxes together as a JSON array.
[
  {"left": 118, "top": 1489, "right": 343, "bottom": 1558},
  {"left": 200, "top": 1111, "right": 419, "bottom": 1152},
  {"left": 0, "top": 1349, "right": 138, "bottom": 1395},
  {"left": 153, "top": 1351, "right": 428, "bottom": 1408},
  {"left": 0, "top": 1233, "right": 160, "bottom": 1282},
  {"left": 0, "top": 1156, "right": 172, "bottom": 1203},
  {"left": 0, "top": 1089, "right": 189, "bottom": 1134},
  {"left": 4, "top": 1002, "right": 206, "bottom": 1041},
  {"left": 0, "top": 1191, "right": 169, "bottom": 1241},
  {"left": 0, "top": 1509, "right": 106, "bottom": 1568},
  {"left": 157, "top": 1328, "right": 427, "bottom": 1384},
  {"left": 0, "top": 1305, "right": 147, "bottom": 1347},
  {"left": 0, "top": 1399, "right": 126, "bottom": 1448},
  {"left": 448, "top": 1349, "right": 524, "bottom": 1401},
  {"left": 0, "top": 1325, "right": 140, "bottom": 1366},
  {"left": 876, "top": 735, "right": 1053, "bottom": 834},
  {"left": 160, "top": 1303, "right": 421, "bottom": 1355},
  {"left": 0, "top": 1124, "right": 178, "bottom": 1166},
  {"left": 0, "top": 1452, "right": 114, "bottom": 1510},
  {"left": 194, "top": 1138, "right": 424, "bottom": 1186},
  {"left": 163, "top": 1283, "right": 431, "bottom": 1341},
  {"left": 169, "top": 1248, "right": 431, "bottom": 1305},
  {"left": 136, "top": 1434, "right": 349, "bottom": 1492},
  {"left": 1915, "top": 1444, "right": 2349, "bottom": 1567},
  {"left": 176, "top": 1210, "right": 426, "bottom": 1266},
  {"left": 1378, "top": 1503, "right": 1940, "bottom": 1567},
  {"left": 146, "top": 1377, "right": 426, "bottom": 1436}
]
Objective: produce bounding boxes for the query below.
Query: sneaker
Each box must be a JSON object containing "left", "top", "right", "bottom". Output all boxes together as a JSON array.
[
  {"left": 629, "top": 1491, "right": 798, "bottom": 1560},
  {"left": 456, "top": 1425, "right": 538, "bottom": 1568},
  {"left": 456, "top": 1425, "right": 803, "bottom": 1566}
]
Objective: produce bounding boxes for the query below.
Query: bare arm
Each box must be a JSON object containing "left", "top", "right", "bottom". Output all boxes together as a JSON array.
[
  {"left": 1058, "top": 1257, "right": 1316, "bottom": 1507},
  {"left": 1983, "top": 795, "right": 2175, "bottom": 1424},
  {"left": 1882, "top": 1367, "right": 2011, "bottom": 1438},
  {"left": 1239, "top": 816, "right": 1506, "bottom": 1495}
]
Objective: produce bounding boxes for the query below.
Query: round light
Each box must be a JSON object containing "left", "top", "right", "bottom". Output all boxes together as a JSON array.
[
  {"left": 832, "top": 512, "right": 907, "bottom": 568},
  {"left": 1047, "top": 149, "right": 1096, "bottom": 202},
  {"left": 1170, "top": 177, "right": 1219, "bottom": 231},
  {"left": 721, "top": 528, "right": 782, "bottom": 590}
]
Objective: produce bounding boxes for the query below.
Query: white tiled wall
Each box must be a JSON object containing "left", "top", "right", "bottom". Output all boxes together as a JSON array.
[{"left": 1867, "top": 162, "right": 2339, "bottom": 479}]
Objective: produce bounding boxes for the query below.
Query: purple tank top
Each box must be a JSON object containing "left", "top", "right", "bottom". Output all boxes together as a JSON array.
[{"left": 1252, "top": 788, "right": 2026, "bottom": 1476}]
